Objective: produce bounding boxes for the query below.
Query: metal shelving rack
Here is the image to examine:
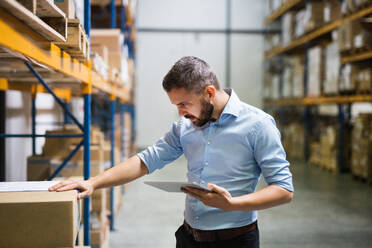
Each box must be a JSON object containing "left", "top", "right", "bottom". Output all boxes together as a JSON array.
[
  {"left": 263, "top": 1, "right": 372, "bottom": 172},
  {"left": 0, "top": 0, "right": 135, "bottom": 245}
]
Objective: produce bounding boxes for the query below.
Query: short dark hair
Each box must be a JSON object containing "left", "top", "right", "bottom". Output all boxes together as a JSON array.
[{"left": 162, "top": 56, "right": 220, "bottom": 94}]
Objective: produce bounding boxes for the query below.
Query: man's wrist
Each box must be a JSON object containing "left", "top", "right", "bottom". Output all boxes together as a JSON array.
[
  {"left": 87, "top": 177, "right": 97, "bottom": 190},
  {"left": 228, "top": 197, "right": 240, "bottom": 211}
]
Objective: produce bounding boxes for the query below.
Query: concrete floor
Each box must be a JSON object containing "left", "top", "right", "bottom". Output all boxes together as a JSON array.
[{"left": 110, "top": 156, "right": 372, "bottom": 248}]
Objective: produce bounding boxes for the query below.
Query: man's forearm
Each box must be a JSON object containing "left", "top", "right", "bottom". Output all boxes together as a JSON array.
[
  {"left": 229, "top": 185, "right": 293, "bottom": 211},
  {"left": 88, "top": 155, "right": 148, "bottom": 190}
]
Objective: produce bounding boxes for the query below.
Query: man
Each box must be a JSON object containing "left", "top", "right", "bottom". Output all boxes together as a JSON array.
[{"left": 50, "top": 56, "right": 293, "bottom": 248}]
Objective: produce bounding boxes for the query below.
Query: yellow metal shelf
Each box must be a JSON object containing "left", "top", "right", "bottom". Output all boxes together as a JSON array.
[
  {"left": 264, "top": 95, "right": 372, "bottom": 106},
  {"left": 264, "top": 0, "right": 303, "bottom": 25},
  {"left": 265, "top": 6, "right": 372, "bottom": 58},
  {"left": 342, "top": 50, "right": 372, "bottom": 65},
  {"left": 0, "top": 8, "right": 129, "bottom": 101}
]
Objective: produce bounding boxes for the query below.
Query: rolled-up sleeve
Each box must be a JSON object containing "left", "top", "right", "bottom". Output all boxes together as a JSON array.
[
  {"left": 137, "top": 120, "right": 184, "bottom": 174},
  {"left": 251, "top": 117, "right": 294, "bottom": 192}
]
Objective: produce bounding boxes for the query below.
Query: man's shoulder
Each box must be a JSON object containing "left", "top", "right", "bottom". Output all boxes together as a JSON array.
[{"left": 238, "top": 102, "right": 273, "bottom": 122}]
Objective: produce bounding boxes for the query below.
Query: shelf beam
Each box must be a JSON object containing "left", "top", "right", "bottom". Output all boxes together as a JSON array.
[
  {"left": 342, "top": 50, "right": 372, "bottom": 65},
  {"left": 265, "top": 6, "right": 372, "bottom": 58},
  {"left": 0, "top": 8, "right": 129, "bottom": 102},
  {"left": 264, "top": 95, "right": 372, "bottom": 106},
  {"left": 264, "top": 0, "right": 302, "bottom": 25}
]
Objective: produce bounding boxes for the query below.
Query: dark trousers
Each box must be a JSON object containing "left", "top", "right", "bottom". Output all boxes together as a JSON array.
[{"left": 175, "top": 224, "right": 259, "bottom": 248}]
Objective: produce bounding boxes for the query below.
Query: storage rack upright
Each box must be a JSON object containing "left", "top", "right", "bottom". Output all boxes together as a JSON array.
[
  {"left": 0, "top": 0, "right": 134, "bottom": 246},
  {"left": 263, "top": 1, "right": 372, "bottom": 172}
]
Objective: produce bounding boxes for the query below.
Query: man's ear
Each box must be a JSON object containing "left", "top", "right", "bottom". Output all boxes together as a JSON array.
[{"left": 205, "top": 85, "right": 216, "bottom": 100}]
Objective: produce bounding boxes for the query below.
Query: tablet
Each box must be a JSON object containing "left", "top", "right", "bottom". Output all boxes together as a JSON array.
[{"left": 144, "top": 181, "right": 212, "bottom": 193}]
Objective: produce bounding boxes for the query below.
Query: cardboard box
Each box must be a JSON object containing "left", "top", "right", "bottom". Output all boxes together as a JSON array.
[
  {"left": 0, "top": 191, "right": 80, "bottom": 247},
  {"left": 294, "top": 9, "right": 306, "bottom": 38},
  {"left": 91, "top": 44, "right": 109, "bottom": 65},
  {"left": 91, "top": 223, "right": 110, "bottom": 248},
  {"left": 324, "top": 0, "right": 341, "bottom": 23},
  {"left": 292, "top": 55, "right": 304, "bottom": 97},
  {"left": 55, "top": 0, "right": 76, "bottom": 19},
  {"left": 324, "top": 40, "right": 340, "bottom": 95},
  {"left": 282, "top": 12, "right": 295, "bottom": 45},
  {"left": 27, "top": 155, "right": 53, "bottom": 181},
  {"left": 304, "top": 2, "right": 324, "bottom": 33},
  {"left": 92, "top": 187, "right": 107, "bottom": 213},
  {"left": 307, "top": 46, "right": 324, "bottom": 97},
  {"left": 90, "top": 29, "right": 123, "bottom": 53}
]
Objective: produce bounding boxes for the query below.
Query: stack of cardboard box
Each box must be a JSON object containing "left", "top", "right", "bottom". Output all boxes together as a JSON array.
[
  {"left": 282, "top": 122, "right": 305, "bottom": 160},
  {"left": 324, "top": 38, "right": 340, "bottom": 95},
  {"left": 304, "top": 1, "right": 324, "bottom": 33},
  {"left": 351, "top": 113, "right": 372, "bottom": 183},
  {"left": 309, "top": 121, "right": 351, "bottom": 172},
  {"left": 307, "top": 46, "right": 324, "bottom": 97},
  {"left": 90, "top": 29, "right": 127, "bottom": 87},
  {"left": 0, "top": 189, "right": 81, "bottom": 247}
]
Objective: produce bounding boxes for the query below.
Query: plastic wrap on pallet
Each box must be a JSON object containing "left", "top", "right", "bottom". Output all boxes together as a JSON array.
[
  {"left": 324, "top": 38, "right": 340, "bottom": 95},
  {"left": 282, "top": 12, "right": 294, "bottom": 45},
  {"left": 294, "top": 9, "right": 306, "bottom": 38},
  {"left": 307, "top": 46, "right": 324, "bottom": 97},
  {"left": 358, "top": 67, "right": 372, "bottom": 92},
  {"left": 351, "top": 113, "right": 372, "bottom": 181},
  {"left": 292, "top": 55, "right": 304, "bottom": 98},
  {"left": 268, "top": 0, "right": 282, "bottom": 14},
  {"left": 72, "top": 0, "right": 84, "bottom": 27},
  {"left": 272, "top": 74, "right": 280, "bottom": 99},
  {"left": 304, "top": 1, "right": 324, "bottom": 33},
  {"left": 264, "top": 34, "right": 281, "bottom": 51},
  {"left": 354, "top": 19, "right": 372, "bottom": 49},
  {"left": 340, "top": 64, "right": 357, "bottom": 92},
  {"left": 282, "top": 60, "right": 293, "bottom": 98},
  {"left": 324, "top": 0, "right": 342, "bottom": 23}
]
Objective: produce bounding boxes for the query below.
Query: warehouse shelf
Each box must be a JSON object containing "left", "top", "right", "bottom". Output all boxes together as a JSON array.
[
  {"left": 0, "top": 8, "right": 129, "bottom": 101},
  {"left": 264, "top": 0, "right": 303, "bottom": 25},
  {"left": 0, "top": 78, "right": 71, "bottom": 101},
  {"left": 0, "top": 1, "right": 136, "bottom": 246},
  {"left": 341, "top": 50, "right": 372, "bottom": 65},
  {"left": 265, "top": 6, "right": 372, "bottom": 58},
  {"left": 264, "top": 95, "right": 372, "bottom": 107}
]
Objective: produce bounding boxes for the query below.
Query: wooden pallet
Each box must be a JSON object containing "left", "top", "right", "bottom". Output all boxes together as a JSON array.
[
  {"left": 55, "top": 19, "right": 89, "bottom": 62},
  {"left": 0, "top": 0, "right": 67, "bottom": 42}
]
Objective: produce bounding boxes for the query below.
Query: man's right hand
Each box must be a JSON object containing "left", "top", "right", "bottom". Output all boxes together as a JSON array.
[{"left": 48, "top": 179, "right": 94, "bottom": 200}]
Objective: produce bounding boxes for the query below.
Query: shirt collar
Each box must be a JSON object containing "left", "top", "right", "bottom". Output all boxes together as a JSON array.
[{"left": 220, "top": 89, "right": 241, "bottom": 118}]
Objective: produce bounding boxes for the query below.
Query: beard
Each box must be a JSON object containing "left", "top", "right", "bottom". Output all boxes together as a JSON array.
[{"left": 185, "top": 98, "right": 214, "bottom": 127}]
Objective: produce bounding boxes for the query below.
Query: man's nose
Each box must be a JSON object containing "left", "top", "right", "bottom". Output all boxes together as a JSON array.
[{"left": 177, "top": 108, "right": 186, "bottom": 117}]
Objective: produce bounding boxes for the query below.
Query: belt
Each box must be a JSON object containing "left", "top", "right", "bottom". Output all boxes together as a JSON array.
[{"left": 183, "top": 220, "right": 257, "bottom": 242}]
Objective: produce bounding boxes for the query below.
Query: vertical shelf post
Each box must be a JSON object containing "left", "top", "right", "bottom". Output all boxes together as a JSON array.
[
  {"left": 84, "top": 0, "right": 91, "bottom": 37},
  {"left": 120, "top": 102, "right": 125, "bottom": 162},
  {"left": 64, "top": 102, "right": 71, "bottom": 124},
  {"left": 337, "top": 104, "right": 345, "bottom": 172},
  {"left": 111, "top": 0, "right": 116, "bottom": 29},
  {"left": 110, "top": 97, "right": 115, "bottom": 231},
  {"left": 83, "top": 0, "right": 91, "bottom": 243},
  {"left": 83, "top": 92, "right": 91, "bottom": 246},
  {"left": 303, "top": 41, "right": 311, "bottom": 161},
  {"left": 31, "top": 93, "right": 36, "bottom": 155}
]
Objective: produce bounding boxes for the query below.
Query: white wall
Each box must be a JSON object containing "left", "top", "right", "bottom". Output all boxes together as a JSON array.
[
  {"left": 5, "top": 91, "right": 63, "bottom": 181},
  {"left": 136, "top": 0, "right": 267, "bottom": 147}
]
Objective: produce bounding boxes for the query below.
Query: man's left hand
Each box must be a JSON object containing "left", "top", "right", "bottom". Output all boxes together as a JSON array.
[{"left": 181, "top": 183, "right": 235, "bottom": 211}]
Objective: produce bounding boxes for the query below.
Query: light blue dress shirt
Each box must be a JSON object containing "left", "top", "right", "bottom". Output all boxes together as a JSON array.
[{"left": 138, "top": 89, "right": 293, "bottom": 230}]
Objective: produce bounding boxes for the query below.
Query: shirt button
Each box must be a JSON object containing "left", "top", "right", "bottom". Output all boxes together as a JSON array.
[
  {"left": 205, "top": 162, "right": 208, "bottom": 165},
  {"left": 196, "top": 216, "right": 199, "bottom": 220},
  {"left": 207, "top": 141, "right": 211, "bottom": 145}
]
